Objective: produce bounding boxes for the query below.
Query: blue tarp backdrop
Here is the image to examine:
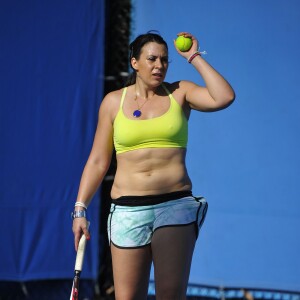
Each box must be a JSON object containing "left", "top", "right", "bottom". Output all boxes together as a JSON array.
[
  {"left": 132, "top": 0, "right": 300, "bottom": 293},
  {"left": 0, "top": 0, "right": 105, "bottom": 280}
]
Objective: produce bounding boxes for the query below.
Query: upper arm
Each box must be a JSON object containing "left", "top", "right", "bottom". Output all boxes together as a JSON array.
[
  {"left": 87, "top": 93, "right": 116, "bottom": 169},
  {"left": 183, "top": 81, "right": 232, "bottom": 112}
]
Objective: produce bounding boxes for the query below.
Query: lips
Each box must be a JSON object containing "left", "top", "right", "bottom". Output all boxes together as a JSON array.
[{"left": 152, "top": 73, "right": 163, "bottom": 78}]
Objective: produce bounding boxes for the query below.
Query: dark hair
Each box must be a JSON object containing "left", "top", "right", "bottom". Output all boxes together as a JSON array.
[{"left": 124, "top": 32, "right": 168, "bottom": 86}]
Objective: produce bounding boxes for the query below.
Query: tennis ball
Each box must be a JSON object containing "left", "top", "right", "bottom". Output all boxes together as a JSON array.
[{"left": 175, "top": 36, "right": 193, "bottom": 52}]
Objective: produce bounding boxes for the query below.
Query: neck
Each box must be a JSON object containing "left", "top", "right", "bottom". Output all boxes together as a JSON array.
[{"left": 134, "top": 81, "right": 161, "bottom": 99}]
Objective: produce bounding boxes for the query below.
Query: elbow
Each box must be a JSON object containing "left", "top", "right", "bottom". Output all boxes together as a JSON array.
[
  {"left": 88, "top": 154, "right": 113, "bottom": 174},
  {"left": 228, "top": 92, "right": 236, "bottom": 105},
  {"left": 213, "top": 91, "right": 235, "bottom": 111},
  {"left": 223, "top": 90, "right": 236, "bottom": 108},
  {"left": 91, "top": 159, "right": 111, "bottom": 174},
  {"left": 230, "top": 89, "right": 236, "bottom": 102}
]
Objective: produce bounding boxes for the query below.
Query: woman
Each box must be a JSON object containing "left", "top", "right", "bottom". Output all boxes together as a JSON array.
[{"left": 72, "top": 32, "right": 235, "bottom": 299}]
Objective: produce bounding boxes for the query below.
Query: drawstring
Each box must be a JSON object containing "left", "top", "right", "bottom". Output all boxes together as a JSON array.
[
  {"left": 193, "top": 196, "right": 204, "bottom": 202},
  {"left": 109, "top": 204, "right": 116, "bottom": 245}
]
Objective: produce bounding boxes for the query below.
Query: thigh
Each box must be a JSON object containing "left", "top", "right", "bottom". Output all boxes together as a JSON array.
[
  {"left": 110, "top": 243, "right": 152, "bottom": 300},
  {"left": 151, "top": 225, "right": 197, "bottom": 300}
]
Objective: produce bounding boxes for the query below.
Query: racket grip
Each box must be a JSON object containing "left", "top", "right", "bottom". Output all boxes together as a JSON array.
[{"left": 74, "top": 221, "right": 90, "bottom": 271}]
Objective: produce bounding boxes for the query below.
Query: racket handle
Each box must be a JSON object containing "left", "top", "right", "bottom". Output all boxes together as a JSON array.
[{"left": 75, "top": 221, "right": 90, "bottom": 271}]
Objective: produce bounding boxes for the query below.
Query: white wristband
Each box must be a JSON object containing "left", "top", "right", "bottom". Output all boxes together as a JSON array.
[{"left": 75, "top": 201, "right": 87, "bottom": 210}]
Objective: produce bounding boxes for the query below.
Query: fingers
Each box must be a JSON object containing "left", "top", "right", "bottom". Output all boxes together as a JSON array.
[
  {"left": 74, "top": 231, "right": 81, "bottom": 251},
  {"left": 176, "top": 32, "right": 198, "bottom": 44},
  {"left": 177, "top": 32, "right": 193, "bottom": 38},
  {"left": 174, "top": 32, "right": 199, "bottom": 58},
  {"left": 73, "top": 218, "right": 90, "bottom": 251},
  {"left": 82, "top": 225, "right": 91, "bottom": 241}
]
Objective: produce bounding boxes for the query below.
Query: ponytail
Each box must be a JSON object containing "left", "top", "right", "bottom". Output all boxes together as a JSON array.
[{"left": 124, "top": 71, "right": 136, "bottom": 87}]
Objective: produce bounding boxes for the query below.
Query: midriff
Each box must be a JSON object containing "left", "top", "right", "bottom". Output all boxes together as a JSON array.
[{"left": 111, "top": 147, "right": 192, "bottom": 199}]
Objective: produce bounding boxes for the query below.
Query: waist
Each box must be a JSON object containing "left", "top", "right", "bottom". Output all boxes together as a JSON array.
[
  {"left": 111, "top": 149, "right": 192, "bottom": 198},
  {"left": 111, "top": 190, "right": 193, "bottom": 206}
]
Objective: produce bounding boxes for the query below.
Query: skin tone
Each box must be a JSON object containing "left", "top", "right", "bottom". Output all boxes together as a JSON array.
[{"left": 72, "top": 32, "right": 235, "bottom": 299}]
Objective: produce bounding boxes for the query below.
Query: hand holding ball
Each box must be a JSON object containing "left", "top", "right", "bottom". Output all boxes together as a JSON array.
[{"left": 175, "top": 36, "right": 193, "bottom": 52}]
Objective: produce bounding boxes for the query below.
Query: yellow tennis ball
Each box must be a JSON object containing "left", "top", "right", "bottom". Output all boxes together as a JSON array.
[{"left": 175, "top": 36, "right": 193, "bottom": 52}]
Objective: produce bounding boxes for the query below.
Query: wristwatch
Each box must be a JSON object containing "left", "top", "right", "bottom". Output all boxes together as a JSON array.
[{"left": 71, "top": 210, "right": 87, "bottom": 219}]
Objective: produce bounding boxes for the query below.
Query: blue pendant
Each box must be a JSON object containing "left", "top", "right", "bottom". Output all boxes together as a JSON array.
[{"left": 133, "top": 110, "right": 142, "bottom": 118}]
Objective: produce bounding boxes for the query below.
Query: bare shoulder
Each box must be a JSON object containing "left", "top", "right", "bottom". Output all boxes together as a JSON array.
[
  {"left": 162, "top": 81, "right": 199, "bottom": 104},
  {"left": 99, "top": 87, "right": 125, "bottom": 119},
  {"left": 101, "top": 88, "right": 124, "bottom": 107},
  {"left": 163, "top": 80, "right": 199, "bottom": 95}
]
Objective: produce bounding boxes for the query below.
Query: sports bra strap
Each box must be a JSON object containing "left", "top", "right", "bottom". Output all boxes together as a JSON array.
[
  {"left": 161, "top": 83, "right": 169, "bottom": 95},
  {"left": 161, "top": 83, "right": 176, "bottom": 102},
  {"left": 120, "top": 87, "right": 127, "bottom": 108}
]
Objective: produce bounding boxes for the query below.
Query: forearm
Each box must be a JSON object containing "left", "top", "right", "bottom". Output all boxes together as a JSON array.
[
  {"left": 191, "top": 55, "right": 235, "bottom": 104},
  {"left": 75, "top": 160, "right": 111, "bottom": 208}
]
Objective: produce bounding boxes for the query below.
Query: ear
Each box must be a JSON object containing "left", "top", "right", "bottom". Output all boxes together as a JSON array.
[{"left": 131, "top": 57, "right": 138, "bottom": 71}]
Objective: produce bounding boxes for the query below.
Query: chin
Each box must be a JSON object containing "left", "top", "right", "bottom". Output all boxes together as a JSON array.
[{"left": 152, "top": 77, "right": 164, "bottom": 85}]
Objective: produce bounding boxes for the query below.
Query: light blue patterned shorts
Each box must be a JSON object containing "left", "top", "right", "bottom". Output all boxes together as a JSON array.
[{"left": 107, "top": 191, "right": 208, "bottom": 248}]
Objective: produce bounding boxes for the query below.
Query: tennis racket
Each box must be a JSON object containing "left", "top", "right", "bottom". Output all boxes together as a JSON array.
[{"left": 70, "top": 221, "right": 90, "bottom": 300}]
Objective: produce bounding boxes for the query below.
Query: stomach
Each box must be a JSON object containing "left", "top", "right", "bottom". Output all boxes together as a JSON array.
[{"left": 111, "top": 147, "right": 192, "bottom": 199}]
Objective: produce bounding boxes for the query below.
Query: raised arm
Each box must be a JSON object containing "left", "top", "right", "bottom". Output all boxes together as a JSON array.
[{"left": 174, "top": 32, "right": 235, "bottom": 112}]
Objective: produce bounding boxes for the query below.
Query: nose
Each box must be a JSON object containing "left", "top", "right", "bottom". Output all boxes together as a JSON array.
[{"left": 155, "top": 58, "right": 163, "bottom": 69}]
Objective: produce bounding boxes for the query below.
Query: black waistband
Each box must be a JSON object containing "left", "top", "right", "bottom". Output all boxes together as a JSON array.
[{"left": 111, "top": 190, "right": 193, "bottom": 206}]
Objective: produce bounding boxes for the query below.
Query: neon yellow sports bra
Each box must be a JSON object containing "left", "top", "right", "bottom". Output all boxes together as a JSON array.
[{"left": 113, "top": 84, "right": 188, "bottom": 154}]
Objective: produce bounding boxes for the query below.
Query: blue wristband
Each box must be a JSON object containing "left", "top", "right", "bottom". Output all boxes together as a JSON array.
[{"left": 71, "top": 210, "right": 86, "bottom": 219}]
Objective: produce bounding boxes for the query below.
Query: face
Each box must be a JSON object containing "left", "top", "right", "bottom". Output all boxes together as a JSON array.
[{"left": 131, "top": 42, "right": 168, "bottom": 86}]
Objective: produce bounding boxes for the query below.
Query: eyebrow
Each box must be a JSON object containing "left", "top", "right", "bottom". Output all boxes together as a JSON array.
[{"left": 147, "top": 54, "right": 169, "bottom": 59}]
